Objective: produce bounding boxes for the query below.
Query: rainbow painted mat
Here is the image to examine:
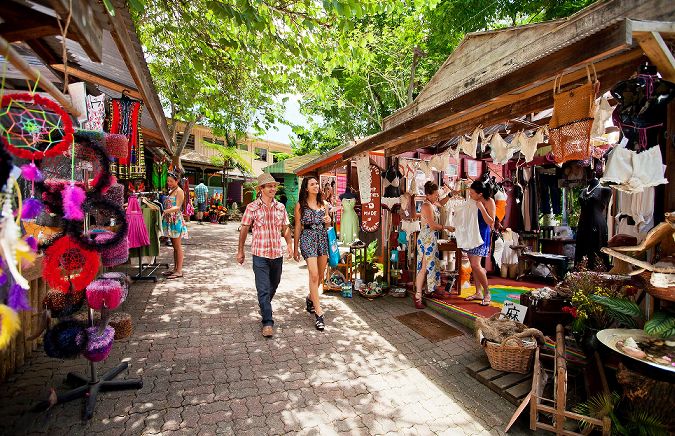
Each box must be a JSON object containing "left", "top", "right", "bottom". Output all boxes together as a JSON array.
[{"left": 457, "top": 285, "right": 534, "bottom": 308}]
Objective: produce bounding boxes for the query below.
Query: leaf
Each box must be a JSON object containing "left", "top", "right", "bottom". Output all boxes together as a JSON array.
[
  {"left": 644, "top": 312, "right": 675, "bottom": 339},
  {"left": 590, "top": 295, "right": 641, "bottom": 317},
  {"left": 102, "top": 0, "right": 116, "bottom": 16},
  {"left": 127, "top": 0, "right": 144, "bottom": 14}
]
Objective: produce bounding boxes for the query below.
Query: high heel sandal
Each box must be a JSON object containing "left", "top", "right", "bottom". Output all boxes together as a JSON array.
[
  {"left": 480, "top": 295, "right": 492, "bottom": 306},
  {"left": 315, "top": 314, "right": 325, "bottom": 331},
  {"left": 305, "top": 296, "right": 315, "bottom": 314}
]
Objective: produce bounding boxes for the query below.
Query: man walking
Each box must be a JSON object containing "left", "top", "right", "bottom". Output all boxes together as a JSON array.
[
  {"left": 237, "top": 173, "right": 292, "bottom": 338},
  {"left": 194, "top": 180, "right": 208, "bottom": 224}
]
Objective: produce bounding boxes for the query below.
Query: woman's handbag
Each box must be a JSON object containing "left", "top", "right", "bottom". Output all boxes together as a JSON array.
[
  {"left": 327, "top": 227, "right": 340, "bottom": 268},
  {"left": 549, "top": 64, "right": 599, "bottom": 163}
]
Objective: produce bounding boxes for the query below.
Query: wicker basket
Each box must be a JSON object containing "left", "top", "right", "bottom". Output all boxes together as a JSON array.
[{"left": 480, "top": 333, "right": 538, "bottom": 374}]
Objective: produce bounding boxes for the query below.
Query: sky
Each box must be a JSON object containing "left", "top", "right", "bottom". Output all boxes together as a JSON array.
[{"left": 259, "top": 94, "right": 311, "bottom": 145}]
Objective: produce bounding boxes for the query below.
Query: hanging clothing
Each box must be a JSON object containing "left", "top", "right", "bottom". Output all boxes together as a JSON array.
[
  {"left": 521, "top": 127, "right": 546, "bottom": 163},
  {"left": 601, "top": 143, "right": 668, "bottom": 192},
  {"left": 490, "top": 133, "right": 519, "bottom": 165},
  {"left": 108, "top": 97, "right": 145, "bottom": 179},
  {"left": 416, "top": 201, "right": 441, "bottom": 294},
  {"left": 502, "top": 181, "right": 524, "bottom": 231},
  {"left": 494, "top": 190, "right": 507, "bottom": 222},
  {"left": 340, "top": 198, "right": 359, "bottom": 245},
  {"left": 575, "top": 182, "right": 612, "bottom": 269},
  {"left": 354, "top": 153, "right": 371, "bottom": 203},
  {"left": 501, "top": 230, "right": 520, "bottom": 265},
  {"left": 129, "top": 205, "right": 162, "bottom": 258},
  {"left": 614, "top": 188, "right": 655, "bottom": 241},
  {"left": 465, "top": 208, "right": 492, "bottom": 257},
  {"left": 452, "top": 201, "right": 483, "bottom": 250},
  {"left": 126, "top": 196, "right": 150, "bottom": 248},
  {"left": 591, "top": 95, "right": 613, "bottom": 139},
  {"left": 539, "top": 173, "right": 562, "bottom": 215},
  {"left": 381, "top": 165, "right": 403, "bottom": 210},
  {"left": 84, "top": 94, "right": 106, "bottom": 131},
  {"left": 460, "top": 127, "right": 483, "bottom": 158}
]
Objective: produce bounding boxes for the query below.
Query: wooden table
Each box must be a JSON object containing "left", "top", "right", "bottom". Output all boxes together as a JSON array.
[{"left": 539, "top": 238, "right": 575, "bottom": 256}]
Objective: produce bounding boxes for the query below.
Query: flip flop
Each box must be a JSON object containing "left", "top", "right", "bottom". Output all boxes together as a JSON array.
[
  {"left": 464, "top": 293, "right": 483, "bottom": 301},
  {"left": 161, "top": 270, "right": 176, "bottom": 277},
  {"left": 166, "top": 274, "right": 183, "bottom": 280},
  {"left": 480, "top": 297, "right": 492, "bottom": 306}
]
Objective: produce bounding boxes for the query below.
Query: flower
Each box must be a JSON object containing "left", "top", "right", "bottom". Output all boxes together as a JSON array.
[{"left": 562, "top": 306, "right": 578, "bottom": 318}]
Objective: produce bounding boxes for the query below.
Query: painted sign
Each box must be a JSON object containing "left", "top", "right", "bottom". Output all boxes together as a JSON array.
[
  {"left": 500, "top": 300, "right": 528, "bottom": 323},
  {"left": 361, "top": 164, "right": 381, "bottom": 232}
]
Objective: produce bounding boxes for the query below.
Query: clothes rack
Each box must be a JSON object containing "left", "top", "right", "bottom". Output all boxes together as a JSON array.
[{"left": 129, "top": 192, "right": 169, "bottom": 282}]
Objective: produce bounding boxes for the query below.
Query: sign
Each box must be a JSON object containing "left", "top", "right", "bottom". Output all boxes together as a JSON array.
[
  {"left": 361, "top": 164, "right": 381, "bottom": 232},
  {"left": 500, "top": 300, "right": 528, "bottom": 323}
]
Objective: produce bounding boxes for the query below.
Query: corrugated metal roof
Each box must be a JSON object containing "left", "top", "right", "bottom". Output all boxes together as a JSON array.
[{"left": 263, "top": 154, "right": 319, "bottom": 174}]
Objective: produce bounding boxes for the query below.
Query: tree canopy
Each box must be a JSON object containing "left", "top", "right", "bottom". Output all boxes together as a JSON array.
[{"left": 129, "top": 0, "right": 597, "bottom": 160}]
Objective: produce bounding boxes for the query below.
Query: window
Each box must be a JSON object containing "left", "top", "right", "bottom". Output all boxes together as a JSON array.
[
  {"left": 176, "top": 132, "right": 195, "bottom": 149},
  {"left": 255, "top": 147, "right": 268, "bottom": 162},
  {"left": 203, "top": 137, "right": 224, "bottom": 146}
]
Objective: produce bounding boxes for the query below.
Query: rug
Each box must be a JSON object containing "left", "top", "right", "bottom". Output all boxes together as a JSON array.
[{"left": 395, "top": 311, "right": 463, "bottom": 342}]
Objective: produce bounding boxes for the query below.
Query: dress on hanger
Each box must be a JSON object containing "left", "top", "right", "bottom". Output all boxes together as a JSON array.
[
  {"left": 417, "top": 200, "right": 441, "bottom": 294},
  {"left": 84, "top": 94, "right": 106, "bottom": 131},
  {"left": 494, "top": 189, "right": 507, "bottom": 222},
  {"left": 452, "top": 201, "right": 483, "bottom": 250},
  {"left": 340, "top": 198, "right": 359, "bottom": 245},
  {"left": 354, "top": 153, "right": 372, "bottom": 203}
]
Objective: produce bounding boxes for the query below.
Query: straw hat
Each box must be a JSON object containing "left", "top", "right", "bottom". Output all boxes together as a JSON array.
[{"left": 257, "top": 173, "right": 279, "bottom": 187}]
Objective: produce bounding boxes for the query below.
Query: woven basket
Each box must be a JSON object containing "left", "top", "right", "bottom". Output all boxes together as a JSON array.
[
  {"left": 480, "top": 333, "right": 537, "bottom": 374},
  {"left": 550, "top": 118, "right": 593, "bottom": 163}
]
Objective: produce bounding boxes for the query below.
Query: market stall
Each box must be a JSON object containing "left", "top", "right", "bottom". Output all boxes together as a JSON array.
[{"left": 0, "top": 0, "right": 173, "bottom": 420}]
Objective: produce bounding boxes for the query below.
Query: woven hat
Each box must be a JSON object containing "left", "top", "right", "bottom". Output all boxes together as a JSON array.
[{"left": 257, "top": 173, "right": 279, "bottom": 187}]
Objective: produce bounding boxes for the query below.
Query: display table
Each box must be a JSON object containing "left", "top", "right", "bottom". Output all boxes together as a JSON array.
[{"left": 518, "top": 252, "right": 569, "bottom": 282}]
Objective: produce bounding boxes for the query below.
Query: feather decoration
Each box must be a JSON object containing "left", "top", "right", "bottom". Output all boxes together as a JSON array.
[
  {"left": 21, "top": 197, "right": 43, "bottom": 219},
  {"left": 8, "top": 283, "right": 31, "bottom": 311},
  {"left": 20, "top": 163, "right": 43, "bottom": 182},
  {"left": 0, "top": 304, "right": 21, "bottom": 350},
  {"left": 0, "top": 196, "right": 29, "bottom": 289},
  {"left": 25, "top": 236, "right": 38, "bottom": 252},
  {"left": 62, "top": 184, "right": 86, "bottom": 220}
]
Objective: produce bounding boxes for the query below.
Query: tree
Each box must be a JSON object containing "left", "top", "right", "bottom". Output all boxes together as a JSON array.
[{"left": 204, "top": 132, "right": 253, "bottom": 203}]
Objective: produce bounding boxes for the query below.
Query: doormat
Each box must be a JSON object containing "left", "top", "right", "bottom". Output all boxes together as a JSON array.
[{"left": 395, "top": 311, "right": 463, "bottom": 342}]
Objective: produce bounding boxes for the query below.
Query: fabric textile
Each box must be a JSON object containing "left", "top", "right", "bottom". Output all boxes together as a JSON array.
[
  {"left": 465, "top": 209, "right": 491, "bottom": 257},
  {"left": 539, "top": 173, "right": 562, "bottom": 215},
  {"left": 494, "top": 190, "right": 507, "bottom": 221},
  {"left": 340, "top": 198, "right": 359, "bottom": 245},
  {"left": 241, "top": 198, "right": 288, "bottom": 259},
  {"left": 575, "top": 182, "right": 612, "bottom": 269},
  {"left": 129, "top": 206, "right": 161, "bottom": 258},
  {"left": 108, "top": 97, "right": 145, "bottom": 179},
  {"left": 299, "top": 207, "right": 329, "bottom": 259},
  {"left": 84, "top": 94, "right": 106, "bottom": 131},
  {"left": 416, "top": 201, "right": 441, "bottom": 293},
  {"left": 252, "top": 255, "right": 282, "bottom": 326},
  {"left": 601, "top": 143, "right": 668, "bottom": 192},
  {"left": 194, "top": 183, "right": 208, "bottom": 204},
  {"left": 452, "top": 200, "right": 483, "bottom": 250},
  {"left": 162, "top": 195, "right": 188, "bottom": 239},
  {"left": 126, "top": 196, "right": 150, "bottom": 248},
  {"left": 354, "top": 153, "right": 372, "bottom": 203}
]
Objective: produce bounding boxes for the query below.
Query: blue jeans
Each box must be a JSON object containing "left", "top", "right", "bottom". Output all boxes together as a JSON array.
[{"left": 252, "top": 255, "right": 283, "bottom": 326}]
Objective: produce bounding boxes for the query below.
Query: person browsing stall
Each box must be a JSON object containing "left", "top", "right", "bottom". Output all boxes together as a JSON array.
[
  {"left": 463, "top": 180, "right": 496, "bottom": 306},
  {"left": 194, "top": 180, "right": 208, "bottom": 224},
  {"left": 237, "top": 173, "right": 293, "bottom": 338}
]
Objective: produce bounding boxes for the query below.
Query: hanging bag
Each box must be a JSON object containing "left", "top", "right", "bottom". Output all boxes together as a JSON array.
[
  {"left": 549, "top": 64, "right": 599, "bottom": 163},
  {"left": 327, "top": 227, "right": 340, "bottom": 268}
]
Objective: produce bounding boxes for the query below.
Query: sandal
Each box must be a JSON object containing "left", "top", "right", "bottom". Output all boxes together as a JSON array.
[
  {"left": 161, "top": 270, "right": 176, "bottom": 277},
  {"left": 305, "top": 296, "right": 315, "bottom": 314},
  {"left": 166, "top": 273, "right": 183, "bottom": 280},
  {"left": 464, "top": 293, "right": 483, "bottom": 302},
  {"left": 480, "top": 296, "right": 492, "bottom": 306},
  {"left": 414, "top": 296, "right": 425, "bottom": 309}
]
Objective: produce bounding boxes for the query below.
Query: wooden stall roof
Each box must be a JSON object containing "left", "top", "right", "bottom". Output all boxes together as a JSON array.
[
  {"left": 340, "top": 0, "right": 675, "bottom": 159},
  {"left": 295, "top": 141, "right": 361, "bottom": 176},
  {"left": 0, "top": 0, "right": 172, "bottom": 152}
]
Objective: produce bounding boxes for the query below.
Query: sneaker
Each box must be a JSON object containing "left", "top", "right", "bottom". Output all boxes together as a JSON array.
[
  {"left": 314, "top": 314, "right": 325, "bottom": 331},
  {"left": 262, "top": 326, "right": 273, "bottom": 337},
  {"left": 305, "top": 296, "right": 315, "bottom": 314}
]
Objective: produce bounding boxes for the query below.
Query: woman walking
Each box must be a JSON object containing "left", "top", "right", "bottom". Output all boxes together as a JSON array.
[
  {"left": 294, "top": 177, "right": 331, "bottom": 330},
  {"left": 464, "top": 180, "right": 496, "bottom": 306},
  {"left": 162, "top": 172, "right": 188, "bottom": 279},
  {"left": 415, "top": 181, "right": 455, "bottom": 309}
]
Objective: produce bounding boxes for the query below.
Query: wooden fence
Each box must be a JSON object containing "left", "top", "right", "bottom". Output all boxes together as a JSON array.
[{"left": 0, "top": 256, "right": 47, "bottom": 382}]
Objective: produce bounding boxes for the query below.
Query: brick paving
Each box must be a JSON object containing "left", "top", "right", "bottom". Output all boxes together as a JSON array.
[{"left": 0, "top": 222, "right": 530, "bottom": 435}]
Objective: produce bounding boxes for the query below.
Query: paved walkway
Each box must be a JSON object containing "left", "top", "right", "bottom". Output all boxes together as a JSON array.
[{"left": 1, "top": 222, "right": 529, "bottom": 435}]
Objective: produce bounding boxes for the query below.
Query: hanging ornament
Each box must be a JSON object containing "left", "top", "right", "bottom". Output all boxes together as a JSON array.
[
  {"left": 7, "top": 283, "right": 31, "bottom": 312},
  {"left": 43, "top": 235, "right": 100, "bottom": 293},
  {"left": 0, "top": 93, "right": 74, "bottom": 160},
  {"left": 0, "top": 304, "right": 20, "bottom": 350},
  {"left": 20, "top": 163, "right": 43, "bottom": 182},
  {"left": 62, "top": 183, "right": 86, "bottom": 221},
  {"left": 21, "top": 197, "right": 43, "bottom": 219}
]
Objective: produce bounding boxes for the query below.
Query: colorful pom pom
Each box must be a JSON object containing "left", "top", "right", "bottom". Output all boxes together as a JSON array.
[
  {"left": 86, "top": 279, "right": 123, "bottom": 311},
  {"left": 83, "top": 326, "right": 115, "bottom": 362},
  {"left": 43, "top": 320, "right": 88, "bottom": 359},
  {"left": 21, "top": 197, "right": 43, "bottom": 219},
  {"left": 20, "top": 163, "right": 43, "bottom": 181},
  {"left": 0, "top": 305, "right": 21, "bottom": 350},
  {"left": 62, "top": 184, "right": 86, "bottom": 220}
]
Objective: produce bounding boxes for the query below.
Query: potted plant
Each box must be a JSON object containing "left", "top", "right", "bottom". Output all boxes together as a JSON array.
[{"left": 353, "top": 240, "right": 381, "bottom": 283}]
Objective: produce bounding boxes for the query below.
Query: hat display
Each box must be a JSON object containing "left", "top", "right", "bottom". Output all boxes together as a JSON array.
[
  {"left": 86, "top": 279, "right": 123, "bottom": 311},
  {"left": 43, "top": 320, "right": 88, "bottom": 359},
  {"left": 83, "top": 326, "right": 115, "bottom": 362},
  {"left": 256, "top": 173, "right": 279, "bottom": 187}
]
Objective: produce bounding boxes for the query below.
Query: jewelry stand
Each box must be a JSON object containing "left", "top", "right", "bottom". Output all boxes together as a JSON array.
[{"left": 33, "top": 307, "right": 142, "bottom": 420}]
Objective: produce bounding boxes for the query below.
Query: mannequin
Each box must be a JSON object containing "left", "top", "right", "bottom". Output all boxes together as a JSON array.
[
  {"left": 611, "top": 62, "right": 675, "bottom": 151},
  {"left": 339, "top": 187, "right": 356, "bottom": 200},
  {"left": 575, "top": 177, "right": 612, "bottom": 270}
]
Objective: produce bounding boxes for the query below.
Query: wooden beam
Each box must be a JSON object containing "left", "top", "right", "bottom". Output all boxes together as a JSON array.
[
  {"left": 50, "top": 64, "right": 143, "bottom": 99},
  {"left": 46, "top": 0, "right": 103, "bottom": 63},
  {"left": 385, "top": 51, "right": 643, "bottom": 157},
  {"left": 634, "top": 31, "right": 675, "bottom": 81},
  {"left": 629, "top": 19, "right": 675, "bottom": 33},
  {"left": 343, "top": 20, "right": 632, "bottom": 160},
  {"left": 0, "top": 22, "right": 61, "bottom": 43}
]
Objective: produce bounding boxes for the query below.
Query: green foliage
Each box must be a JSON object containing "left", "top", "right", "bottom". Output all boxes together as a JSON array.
[
  {"left": 644, "top": 311, "right": 675, "bottom": 339},
  {"left": 590, "top": 295, "right": 641, "bottom": 329},
  {"left": 204, "top": 139, "right": 253, "bottom": 175},
  {"left": 574, "top": 391, "right": 667, "bottom": 436}
]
